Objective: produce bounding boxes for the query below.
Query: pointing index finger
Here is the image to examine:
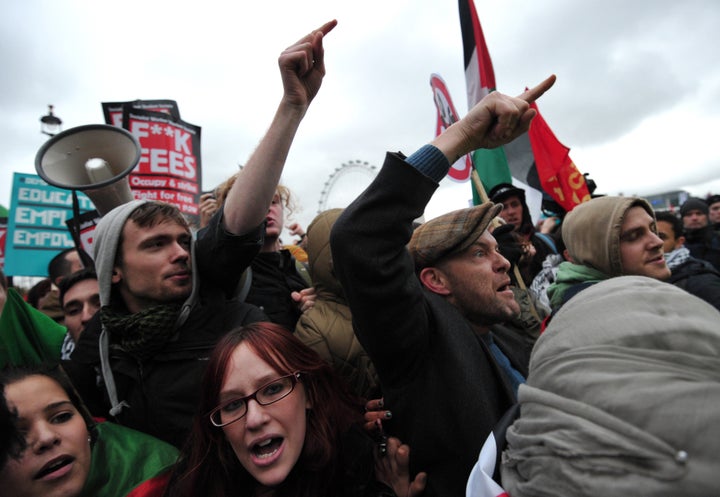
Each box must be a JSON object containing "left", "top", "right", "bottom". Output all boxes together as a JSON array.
[
  {"left": 316, "top": 19, "right": 338, "bottom": 37},
  {"left": 519, "top": 74, "right": 556, "bottom": 105}
]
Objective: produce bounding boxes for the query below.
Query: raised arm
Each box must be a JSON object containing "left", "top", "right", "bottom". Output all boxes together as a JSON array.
[
  {"left": 431, "top": 75, "right": 556, "bottom": 165},
  {"left": 222, "top": 20, "right": 337, "bottom": 234},
  {"left": 330, "top": 76, "right": 556, "bottom": 386}
]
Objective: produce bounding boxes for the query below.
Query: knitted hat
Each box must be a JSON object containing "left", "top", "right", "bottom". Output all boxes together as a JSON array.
[
  {"left": 679, "top": 197, "right": 708, "bottom": 217},
  {"left": 706, "top": 194, "right": 720, "bottom": 207},
  {"left": 408, "top": 202, "right": 502, "bottom": 270},
  {"left": 92, "top": 199, "right": 149, "bottom": 306}
]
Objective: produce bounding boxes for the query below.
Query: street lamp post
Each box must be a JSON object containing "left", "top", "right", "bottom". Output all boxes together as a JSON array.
[{"left": 40, "top": 104, "right": 62, "bottom": 136}]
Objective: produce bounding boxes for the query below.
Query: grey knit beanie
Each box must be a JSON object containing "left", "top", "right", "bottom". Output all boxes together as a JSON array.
[
  {"left": 679, "top": 197, "right": 708, "bottom": 217},
  {"left": 92, "top": 199, "right": 149, "bottom": 306}
]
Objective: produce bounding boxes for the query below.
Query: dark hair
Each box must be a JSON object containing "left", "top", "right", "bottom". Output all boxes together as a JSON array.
[
  {"left": 0, "top": 383, "right": 25, "bottom": 471},
  {"left": 58, "top": 268, "right": 98, "bottom": 308},
  {"left": 0, "top": 267, "right": 7, "bottom": 291},
  {"left": 47, "top": 248, "right": 80, "bottom": 285},
  {"left": 25, "top": 278, "right": 52, "bottom": 309},
  {"left": 655, "top": 211, "right": 683, "bottom": 239},
  {"left": 0, "top": 364, "right": 97, "bottom": 449},
  {"left": 165, "top": 322, "right": 364, "bottom": 497}
]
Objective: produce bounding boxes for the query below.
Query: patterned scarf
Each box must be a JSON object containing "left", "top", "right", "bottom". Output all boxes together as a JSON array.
[
  {"left": 664, "top": 247, "right": 690, "bottom": 270},
  {"left": 100, "top": 304, "right": 182, "bottom": 361}
]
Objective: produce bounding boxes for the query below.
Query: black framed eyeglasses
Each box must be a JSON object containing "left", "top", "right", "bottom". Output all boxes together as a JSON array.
[{"left": 209, "top": 372, "right": 302, "bottom": 427}]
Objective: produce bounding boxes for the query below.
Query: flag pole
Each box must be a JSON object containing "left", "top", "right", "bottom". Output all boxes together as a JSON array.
[{"left": 471, "top": 169, "right": 489, "bottom": 203}]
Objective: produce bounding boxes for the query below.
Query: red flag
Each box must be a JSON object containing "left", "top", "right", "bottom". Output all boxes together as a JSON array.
[{"left": 528, "top": 102, "right": 591, "bottom": 212}]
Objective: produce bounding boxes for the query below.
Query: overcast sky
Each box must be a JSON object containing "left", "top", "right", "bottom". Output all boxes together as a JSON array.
[{"left": 2, "top": 0, "right": 719, "bottom": 232}]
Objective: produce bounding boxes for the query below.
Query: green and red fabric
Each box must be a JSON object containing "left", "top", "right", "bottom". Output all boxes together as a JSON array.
[
  {"left": 0, "top": 288, "right": 67, "bottom": 367},
  {"left": 82, "top": 422, "right": 179, "bottom": 497}
]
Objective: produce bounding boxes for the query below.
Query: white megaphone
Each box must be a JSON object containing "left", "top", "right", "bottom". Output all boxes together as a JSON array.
[{"left": 35, "top": 124, "right": 141, "bottom": 216}]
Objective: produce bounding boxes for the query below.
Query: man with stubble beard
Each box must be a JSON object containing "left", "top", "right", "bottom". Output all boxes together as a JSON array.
[
  {"left": 546, "top": 196, "right": 672, "bottom": 312},
  {"left": 331, "top": 75, "right": 556, "bottom": 497}
]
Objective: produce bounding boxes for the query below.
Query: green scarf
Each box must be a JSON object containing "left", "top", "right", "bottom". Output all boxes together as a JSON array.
[
  {"left": 0, "top": 288, "right": 67, "bottom": 367},
  {"left": 82, "top": 422, "right": 179, "bottom": 497},
  {"left": 101, "top": 304, "right": 181, "bottom": 361},
  {"left": 547, "top": 262, "right": 609, "bottom": 310}
]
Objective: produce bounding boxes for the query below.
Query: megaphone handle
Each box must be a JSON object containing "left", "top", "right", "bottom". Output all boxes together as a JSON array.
[{"left": 70, "top": 190, "right": 95, "bottom": 270}]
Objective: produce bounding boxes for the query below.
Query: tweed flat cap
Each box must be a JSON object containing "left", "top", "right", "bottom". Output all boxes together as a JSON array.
[{"left": 408, "top": 202, "right": 502, "bottom": 270}]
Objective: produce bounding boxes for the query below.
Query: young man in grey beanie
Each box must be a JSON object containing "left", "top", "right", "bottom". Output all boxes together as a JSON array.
[
  {"left": 64, "top": 20, "right": 337, "bottom": 448},
  {"left": 330, "top": 75, "right": 555, "bottom": 497}
]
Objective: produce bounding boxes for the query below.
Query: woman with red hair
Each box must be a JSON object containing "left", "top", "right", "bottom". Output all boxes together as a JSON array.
[{"left": 163, "top": 322, "right": 425, "bottom": 497}]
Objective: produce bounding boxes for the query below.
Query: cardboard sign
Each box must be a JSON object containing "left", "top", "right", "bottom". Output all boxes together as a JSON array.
[
  {"left": 102, "top": 99, "right": 202, "bottom": 226},
  {"left": 122, "top": 107, "right": 202, "bottom": 224},
  {"left": 4, "top": 173, "right": 94, "bottom": 276},
  {"left": 102, "top": 99, "right": 181, "bottom": 128}
]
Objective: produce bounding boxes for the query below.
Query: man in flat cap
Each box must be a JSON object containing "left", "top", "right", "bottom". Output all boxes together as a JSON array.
[{"left": 330, "top": 75, "right": 555, "bottom": 497}]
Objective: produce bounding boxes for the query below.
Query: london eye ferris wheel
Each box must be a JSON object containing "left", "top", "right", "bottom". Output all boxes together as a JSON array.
[{"left": 316, "top": 160, "right": 378, "bottom": 214}]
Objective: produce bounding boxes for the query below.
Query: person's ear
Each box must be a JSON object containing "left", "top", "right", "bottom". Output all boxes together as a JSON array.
[
  {"left": 111, "top": 267, "right": 122, "bottom": 284},
  {"left": 419, "top": 267, "right": 451, "bottom": 296},
  {"left": 677, "top": 235, "right": 686, "bottom": 249}
]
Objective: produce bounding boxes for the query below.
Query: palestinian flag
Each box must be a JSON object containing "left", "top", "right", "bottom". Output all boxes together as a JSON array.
[
  {"left": 459, "top": 0, "right": 513, "bottom": 203},
  {"left": 459, "top": 0, "right": 589, "bottom": 217}
]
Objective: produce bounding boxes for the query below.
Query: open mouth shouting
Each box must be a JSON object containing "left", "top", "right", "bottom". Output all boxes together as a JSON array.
[
  {"left": 496, "top": 278, "right": 514, "bottom": 295},
  {"left": 34, "top": 455, "right": 75, "bottom": 481},
  {"left": 250, "top": 436, "right": 285, "bottom": 466}
]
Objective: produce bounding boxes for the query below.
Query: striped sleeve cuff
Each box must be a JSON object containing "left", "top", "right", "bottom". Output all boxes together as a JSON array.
[{"left": 405, "top": 144, "right": 450, "bottom": 183}]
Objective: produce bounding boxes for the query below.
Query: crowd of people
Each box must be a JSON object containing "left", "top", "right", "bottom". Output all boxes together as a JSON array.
[{"left": 1, "top": 19, "right": 719, "bottom": 497}]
